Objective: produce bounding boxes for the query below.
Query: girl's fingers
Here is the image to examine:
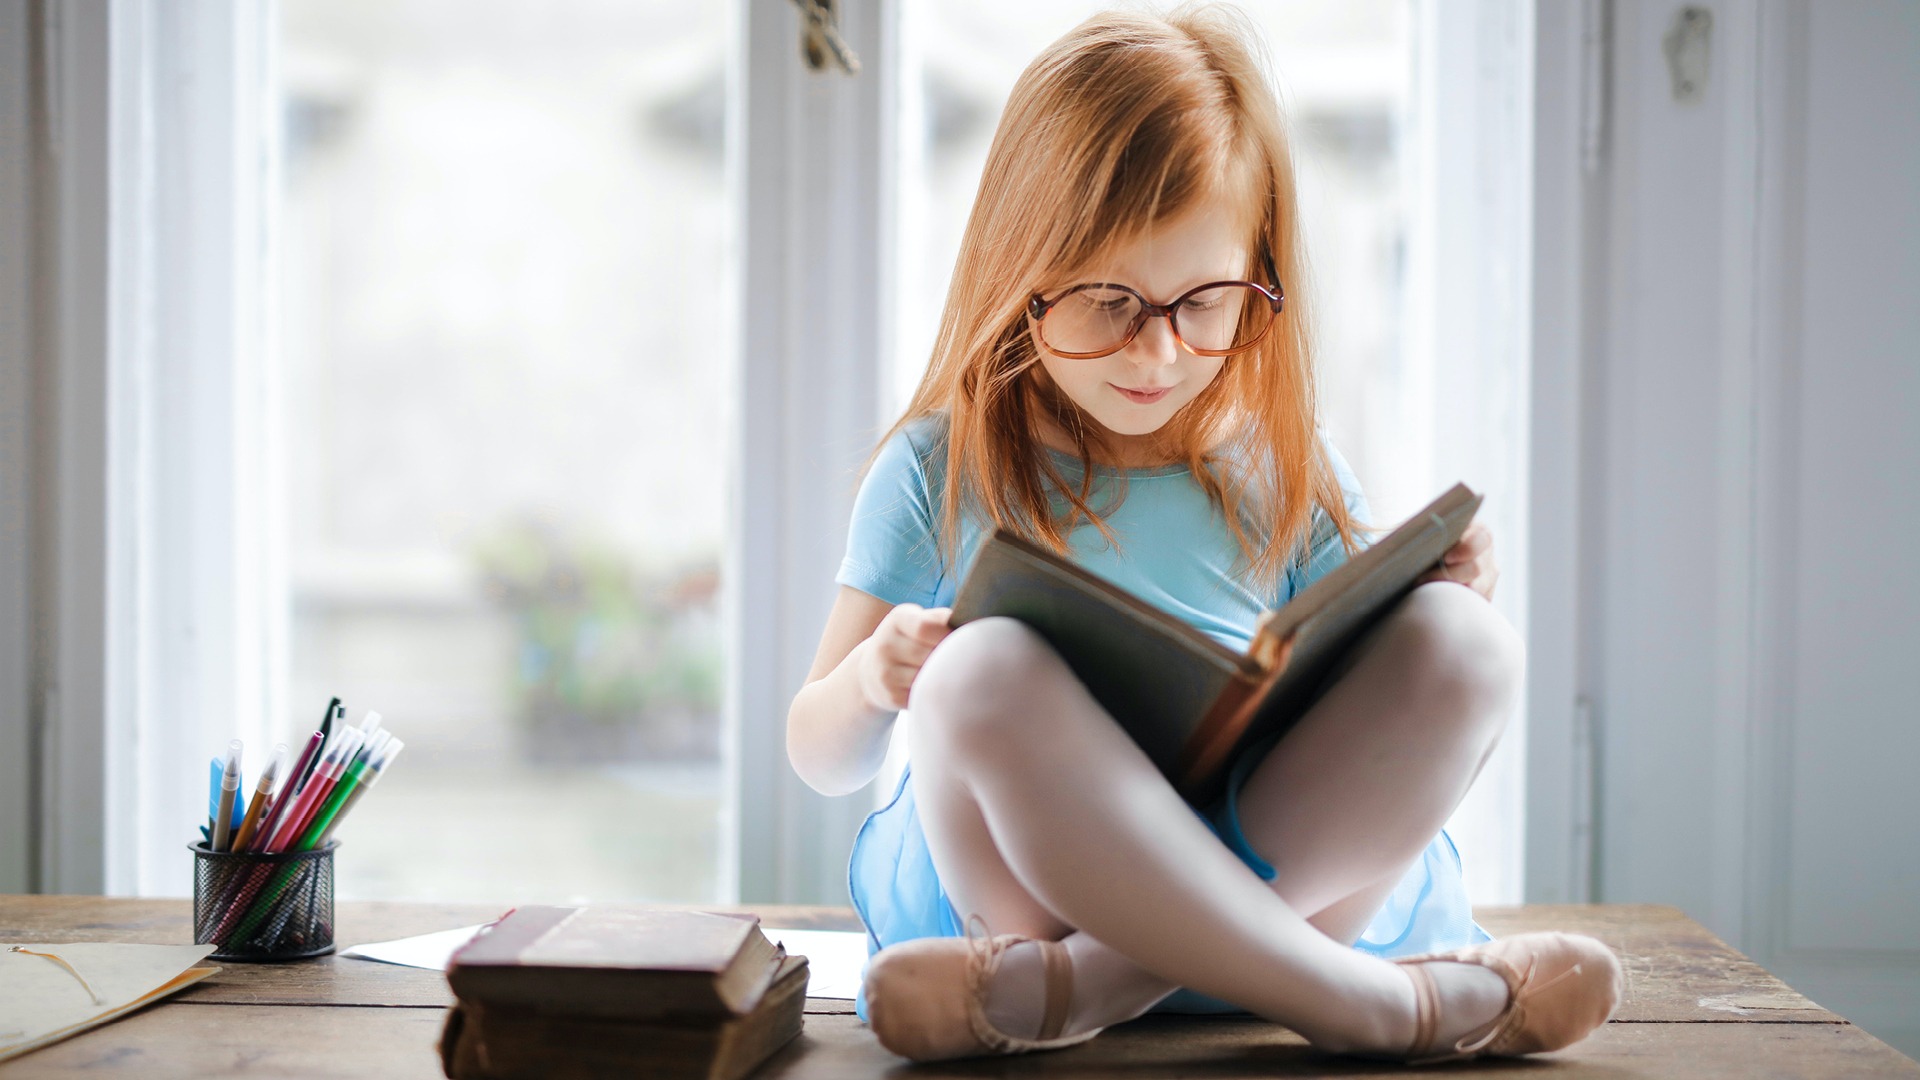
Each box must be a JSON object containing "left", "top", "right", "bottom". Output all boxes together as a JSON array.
[
  {"left": 1444, "top": 523, "right": 1493, "bottom": 565},
  {"left": 890, "top": 635, "right": 936, "bottom": 667},
  {"left": 912, "top": 607, "right": 954, "bottom": 644},
  {"left": 884, "top": 662, "right": 927, "bottom": 705}
]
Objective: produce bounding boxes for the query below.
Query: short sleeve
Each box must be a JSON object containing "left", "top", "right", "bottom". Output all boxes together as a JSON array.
[
  {"left": 835, "top": 425, "right": 946, "bottom": 607},
  {"left": 1288, "top": 437, "right": 1372, "bottom": 597}
]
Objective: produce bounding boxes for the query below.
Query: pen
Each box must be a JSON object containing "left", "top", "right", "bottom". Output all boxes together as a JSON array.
[
  {"left": 231, "top": 742, "right": 288, "bottom": 853},
  {"left": 212, "top": 740, "right": 243, "bottom": 852}
]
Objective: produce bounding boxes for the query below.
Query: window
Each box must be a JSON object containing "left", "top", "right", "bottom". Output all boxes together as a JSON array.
[{"left": 277, "top": 0, "right": 733, "bottom": 904}]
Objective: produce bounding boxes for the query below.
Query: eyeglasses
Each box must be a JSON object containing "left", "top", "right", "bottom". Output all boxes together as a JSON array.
[{"left": 1026, "top": 258, "right": 1284, "bottom": 360}]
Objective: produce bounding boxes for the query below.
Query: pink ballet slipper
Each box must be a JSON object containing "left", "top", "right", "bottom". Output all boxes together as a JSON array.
[
  {"left": 864, "top": 914, "right": 1104, "bottom": 1062},
  {"left": 1391, "top": 930, "right": 1624, "bottom": 1065}
]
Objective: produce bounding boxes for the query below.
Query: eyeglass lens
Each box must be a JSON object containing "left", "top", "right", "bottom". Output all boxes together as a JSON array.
[{"left": 1041, "top": 284, "right": 1270, "bottom": 356}]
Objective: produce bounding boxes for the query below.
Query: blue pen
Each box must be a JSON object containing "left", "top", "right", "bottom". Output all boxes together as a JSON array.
[{"left": 206, "top": 754, "right": 244, "bottom": 846}]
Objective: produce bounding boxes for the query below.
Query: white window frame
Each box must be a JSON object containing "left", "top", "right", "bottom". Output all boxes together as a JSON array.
[
  {"left": 2, "top": 0, "right": 282, "bottom": 896},
  {"left": 726, "top": 0, "right": 902, "bottom": 903},
  {"left": 1406, "top": 0, "right": 1536, "bottom": 907}
]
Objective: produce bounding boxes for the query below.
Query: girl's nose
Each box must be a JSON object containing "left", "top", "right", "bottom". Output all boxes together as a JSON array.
[{"left": 1126, "top": 314, "right": 1179, "bottom": 368}]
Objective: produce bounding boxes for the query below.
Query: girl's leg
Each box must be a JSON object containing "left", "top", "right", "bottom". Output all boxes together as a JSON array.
[
  {"left": 905, "top": 583, "right": 1520, "bottom": 1051},
  {"left": 1232, "top": 582, "right": 1519, "bottom": 918}
]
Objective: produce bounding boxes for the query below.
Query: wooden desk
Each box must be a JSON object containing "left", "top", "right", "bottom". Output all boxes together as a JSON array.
[{"left": 2, "top": 897, "right": 1915, "bottom": 1078}]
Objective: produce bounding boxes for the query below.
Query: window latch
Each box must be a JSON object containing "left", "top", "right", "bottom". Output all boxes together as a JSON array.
[{"left": 789, "top": 0, "right": 861, "bottom": 76}]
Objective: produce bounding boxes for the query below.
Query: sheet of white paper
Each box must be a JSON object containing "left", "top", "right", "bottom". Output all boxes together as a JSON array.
[
  {"left": 338, "top": 921, "right": 871, "bottom": 1001},
  {"left": 758, "top": 926, "right": 867, "bottom": 1000},
  {"left": 339, "top": 924, "right": 486, "bottom": 970}
]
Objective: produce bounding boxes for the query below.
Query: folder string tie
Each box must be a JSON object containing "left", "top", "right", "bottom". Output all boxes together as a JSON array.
[{"left": 8, "top": 945, "right": 105, "bottom": 1005}]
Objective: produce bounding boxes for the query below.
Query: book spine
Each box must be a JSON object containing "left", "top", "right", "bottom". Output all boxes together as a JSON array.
[{"left": 1175, "top": 668, "right": 1281, "bottom": 803}]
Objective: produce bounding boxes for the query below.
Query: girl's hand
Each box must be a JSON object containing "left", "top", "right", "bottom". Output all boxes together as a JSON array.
[
  {"left": 858, "top": 604, "right": 954, "bottom": 711},
  {"left": 1418, "top": 521, "right": 1499, "bottom": 601}
]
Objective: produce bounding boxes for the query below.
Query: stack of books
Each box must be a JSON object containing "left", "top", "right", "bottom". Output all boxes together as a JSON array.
[{"left": 439, "top": 906, "right": 808, "bottom": 1080}]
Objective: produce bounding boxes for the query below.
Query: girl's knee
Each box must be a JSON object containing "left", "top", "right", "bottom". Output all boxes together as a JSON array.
[
  {"left": 909, "top": 616, "right": 1061, "bottom": 748},
  {"left": 1391, "top": 582, "right": 1524, "bottom": 729}
]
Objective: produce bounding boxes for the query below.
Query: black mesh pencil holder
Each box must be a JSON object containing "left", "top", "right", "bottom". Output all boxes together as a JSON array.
[{"left": 191, "top": 841, "right": 338, "bottom": 962}]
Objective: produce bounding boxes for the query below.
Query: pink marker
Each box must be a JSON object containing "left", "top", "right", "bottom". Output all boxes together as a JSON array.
[
  {"left": 283, "top": 728, "right": 364, "bottom": 849},
  {"left": 264, "top": 729, "right": 361, "bottom": 853}
]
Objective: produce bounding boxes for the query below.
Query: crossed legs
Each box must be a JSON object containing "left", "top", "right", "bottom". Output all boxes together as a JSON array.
[{"left": 901, "top": 582, "right": 1522, "bottom": 1053}]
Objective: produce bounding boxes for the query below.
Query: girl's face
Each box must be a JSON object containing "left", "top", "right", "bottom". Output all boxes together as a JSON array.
[{"left": 1029, "top": 207, "right": 1247, "bottom": 460}]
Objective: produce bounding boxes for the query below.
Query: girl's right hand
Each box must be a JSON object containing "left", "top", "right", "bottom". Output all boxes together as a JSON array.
[{"left": 858, "top": 604, "right": 954, "bottom": 712}]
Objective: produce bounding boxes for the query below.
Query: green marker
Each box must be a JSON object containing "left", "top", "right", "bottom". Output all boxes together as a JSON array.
[{"left": 295, "top": 731, "right": 383, "bottom": 850}]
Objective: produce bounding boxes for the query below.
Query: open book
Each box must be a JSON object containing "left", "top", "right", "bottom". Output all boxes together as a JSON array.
[{"left": 950, "top": 483, "right": 1482, "bottom": 806}]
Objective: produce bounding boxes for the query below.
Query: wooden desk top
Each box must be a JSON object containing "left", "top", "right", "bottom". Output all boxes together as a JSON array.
[{"left": 2, "top": 897, "right": 1915, "bottom": 1078}]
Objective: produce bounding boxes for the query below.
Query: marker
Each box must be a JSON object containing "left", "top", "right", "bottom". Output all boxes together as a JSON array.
[
  {"left": 212, "top": 741, "right": 243, "bottom": 852},
  {"left": 231, "top": 742, "right": 288, "bottom": 853},
  {"left": 291, "top": 697, "right": 340, "bottom": 796},
  {"left": 314, "top": 738, "right": 403, "bottom": 847},
  {"left": 268, "top": 728, "right": 362, "bottom": 853},
  {"left": 298, "top": 732, "right": 388, "bottom": 849},
  {"left": 254, "top": 729, "right": 325, "bottom": 849}
]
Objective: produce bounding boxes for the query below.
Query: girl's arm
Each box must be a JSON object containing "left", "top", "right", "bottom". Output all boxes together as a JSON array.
[{"left": 787, "top": 586, "right": 952, "bottom": 796}]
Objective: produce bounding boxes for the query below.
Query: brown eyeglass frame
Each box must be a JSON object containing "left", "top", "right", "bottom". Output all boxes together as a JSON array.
[{"left": 1026, "top": 250, "right": 1286, "bottom": 360}]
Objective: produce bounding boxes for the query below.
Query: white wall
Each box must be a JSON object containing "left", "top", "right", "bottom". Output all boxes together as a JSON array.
[{"left": 1535, "top": 0, "right": 1920, "bottom": 1055}]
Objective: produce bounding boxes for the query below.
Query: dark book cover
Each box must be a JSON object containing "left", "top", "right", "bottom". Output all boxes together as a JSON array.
[
  {"left": 440, "top": 954, "right": 809, "bottom": 1080},
  {"left": 950, "top": 483, "right": 1483, "bottom": 805}
]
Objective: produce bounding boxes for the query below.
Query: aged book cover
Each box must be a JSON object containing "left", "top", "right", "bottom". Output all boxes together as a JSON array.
[
  {"left": 951, "top": 483, "right": 1483, "bottom": 805},
  {"left": 447, "top": 906, "right": 786, "bottom": 1023},
  {"left": 440, "top": 954, "right": 809, "bottom": 1080}
]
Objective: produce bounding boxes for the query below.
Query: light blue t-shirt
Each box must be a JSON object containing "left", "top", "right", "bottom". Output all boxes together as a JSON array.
[
  {"left": 835, "top": 414, "right": 1369, "bottom": 644},
  {"left": 834, "top": 413, "right": 1488, "bottom": 1018}
]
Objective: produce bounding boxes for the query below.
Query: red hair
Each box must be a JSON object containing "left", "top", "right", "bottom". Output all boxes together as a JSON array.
[{"left": 876, "top": 4, "right": 1358, "bottom": 592}]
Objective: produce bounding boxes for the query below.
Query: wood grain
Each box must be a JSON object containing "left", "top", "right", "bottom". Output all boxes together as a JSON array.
[
  {"left": 3, "top": 897, "right": 1913, "bottom": 1078},
  {"left": 4, "top": 1008, "right": 1915, "bottom": 1080},
  {"left": 1475, "top": 903, "right": 1834, "bottom": 1023}
]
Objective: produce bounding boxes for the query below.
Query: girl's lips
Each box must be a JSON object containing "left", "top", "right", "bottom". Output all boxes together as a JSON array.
[{"left": 1111, "top": 383, "right": 1172, "bottom": 404}]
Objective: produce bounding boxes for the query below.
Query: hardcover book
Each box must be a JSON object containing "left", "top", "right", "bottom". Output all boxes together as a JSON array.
[
  {"left": 950, "top": 483, "right": 1483, "bottom": 806},
  {"left": 441, "top": 954, "right": 809, "bottom": 1080},
  {"left": 447, "top": 906, "right": 787, "bottom": 1024}
]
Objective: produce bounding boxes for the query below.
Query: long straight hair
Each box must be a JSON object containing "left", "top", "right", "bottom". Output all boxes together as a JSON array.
[{"left": 877, "top": 4, "right": 1359, "bottom": 592}]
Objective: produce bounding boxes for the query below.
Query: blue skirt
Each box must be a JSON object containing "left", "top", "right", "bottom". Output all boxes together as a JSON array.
[{"left": 847, "top": 750, "right": 1490, "bottom": 1020}]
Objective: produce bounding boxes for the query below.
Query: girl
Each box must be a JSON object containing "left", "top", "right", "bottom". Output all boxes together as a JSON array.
[{"left": 786, "top": 4, "right": 1620, "bottom": 1066}]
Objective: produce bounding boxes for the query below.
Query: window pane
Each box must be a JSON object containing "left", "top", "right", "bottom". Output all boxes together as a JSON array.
[{"left": 277, "top": 0, "right": 731, "bottom": 904}]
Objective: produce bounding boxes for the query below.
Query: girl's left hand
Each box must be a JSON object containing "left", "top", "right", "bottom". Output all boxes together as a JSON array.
[{"left": 1418, "top": 521, "right": 1499, "bottom": 601}]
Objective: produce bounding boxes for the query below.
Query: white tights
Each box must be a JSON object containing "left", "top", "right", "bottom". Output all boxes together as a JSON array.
[{"left": 903, "top": 581, "right": 1523, "bottom": 1055}]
